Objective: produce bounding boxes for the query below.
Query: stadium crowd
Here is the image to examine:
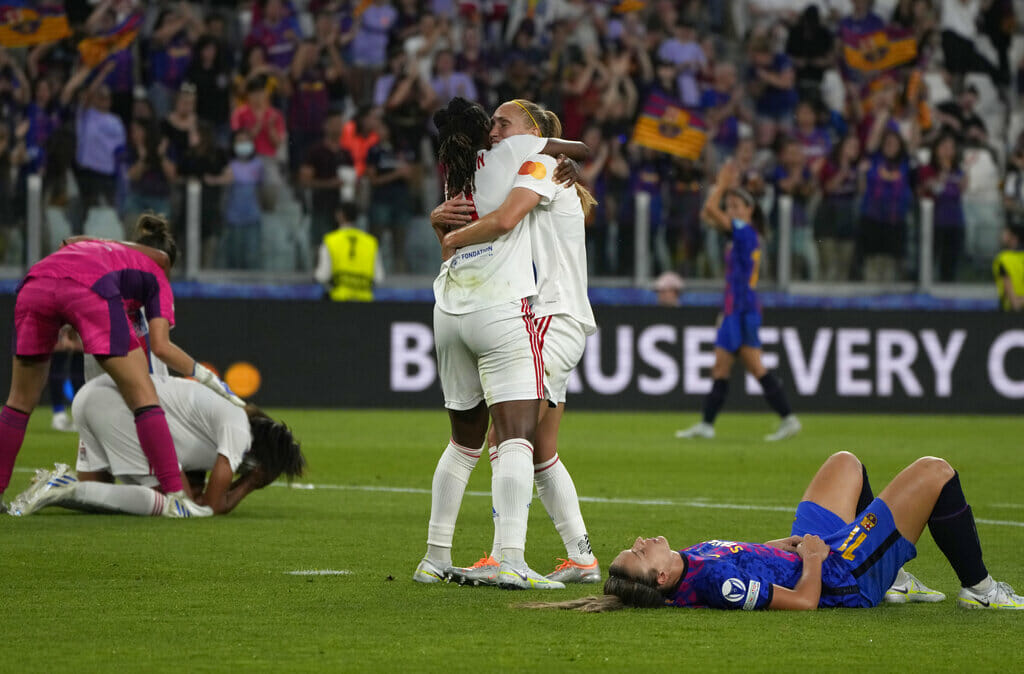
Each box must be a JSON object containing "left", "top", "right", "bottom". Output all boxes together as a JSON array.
[{"left": 0, "top": 0, "right": 1022, "bottom": 284}]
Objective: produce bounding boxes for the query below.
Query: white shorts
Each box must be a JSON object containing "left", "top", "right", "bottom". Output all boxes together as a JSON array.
[
  {"left": 434, "top": 299, "right": 546, "bottom": 410},
  {"left": 535, "top": 314, "right": 587, "bottom": 405},
  {"left": 73, "top": 380, "right": 161, "bottom": 487}
]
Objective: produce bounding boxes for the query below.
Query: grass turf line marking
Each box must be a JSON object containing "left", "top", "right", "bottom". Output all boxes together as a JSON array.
[
  {"left": 286, "top": 569, "right": 352, "bottom": 576},
  {"left": 273, "top": 483, "right": 1024, "bottom": 528}
]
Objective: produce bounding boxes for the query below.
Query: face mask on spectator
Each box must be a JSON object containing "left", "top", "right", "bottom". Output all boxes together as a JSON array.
[{"left": 235, "top": 141, "right": 255, "bottom": 158}]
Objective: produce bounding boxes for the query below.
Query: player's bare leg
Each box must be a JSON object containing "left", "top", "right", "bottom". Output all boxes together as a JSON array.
[{"left": 799, "top": 451, "right": 863, "bottom": 523}]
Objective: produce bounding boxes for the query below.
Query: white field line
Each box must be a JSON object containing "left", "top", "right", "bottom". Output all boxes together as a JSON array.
[
  {"left": 12, "top": 468, "right": 1023, "bottom": 527},
  {"left": 285, "top": 569, "right": 352, "bottom": 576},
  {"left": 271, "top": 482, "right": 1024, "bottom": 528}
]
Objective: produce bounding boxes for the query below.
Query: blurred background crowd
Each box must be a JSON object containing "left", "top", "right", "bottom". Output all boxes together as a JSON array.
[{"left": 2, "top": 0, "right": 1024, "bottom": 287}]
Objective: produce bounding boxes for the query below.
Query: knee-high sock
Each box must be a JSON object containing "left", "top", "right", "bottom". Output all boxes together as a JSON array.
[
  {"left": 758, "top": 373, "right": 792, "bottom": 418},
  {"left": 535, "top": 454, "right": 594, "bottom": 564},
  {"left": 64, "top": 481, "right": 165, "bottom": 516},
  {"left": 494, "top": 438, "right": 534, "bottom": 565},
  {"left": 702, "top": 379, "right": 729, "bottom": 424},
  {"left": 488, "top": 446, "right": 501, "bottom": 560},
  {"left": 426, "top": 439, "right": 481, "bottom": 565},
  {"left": 927, "top": 471, "right": 988, "bottom": 588},
  {"left": 0, "top": 406, "right": 30, "bottom": 493},
  {"left": 133, "top": 406, "right": 183, "bottom": 493},
  {"left": 857, "top": 463, "right": 874, "bottom": 515}
]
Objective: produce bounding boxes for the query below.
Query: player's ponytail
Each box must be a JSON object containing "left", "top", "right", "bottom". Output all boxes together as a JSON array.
[
  {"left": 434, "top": 97, "right": 491, "bottom": 199},
  {"left": 515, "top": 100, "right": 598, "bottom": 218},
  {"left": 519, "top": 564, "right": 666, "bottom": 612},
  {"left": 132, "top": 213, "right": 178, "bottom": 266}
]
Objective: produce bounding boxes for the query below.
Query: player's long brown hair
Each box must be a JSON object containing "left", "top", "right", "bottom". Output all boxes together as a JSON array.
[
  {"left": 509, "top": 99, "right": 598, "bottom": 218},
  {"left": 132, "top": 213, "right": 179, "bottom": 266},
  {"left": 434, "top": 97, "right": 491, "bottom": 199},
  {"left": 519, "top": 562, "right": 666, "bottom": 612}
]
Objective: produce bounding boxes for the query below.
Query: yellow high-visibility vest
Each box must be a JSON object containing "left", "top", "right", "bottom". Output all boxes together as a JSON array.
[
  {"left": 993, "top": 250, "right": 1024, "bottom": 311},
  {"left": 324, "top": 227, "right": 378, "bottom": 302}
]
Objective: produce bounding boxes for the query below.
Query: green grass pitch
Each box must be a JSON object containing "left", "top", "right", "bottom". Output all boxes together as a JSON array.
[{"left": 3, "top": 410, "right": 1022, "bottom": 672}]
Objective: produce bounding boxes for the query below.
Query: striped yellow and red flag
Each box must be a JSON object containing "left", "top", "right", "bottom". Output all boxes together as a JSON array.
[
  {"left": 842, "top": 27, "right": 917, "bottom": 76},
  {"left": 0, "top": 3, "right": 70, "bottom": 48},
  {"left": 632, "top": 93, "right": 707, "bottom": 160},
  {"left": 78, "top": 10, "right": 143, "bottom": 67}
]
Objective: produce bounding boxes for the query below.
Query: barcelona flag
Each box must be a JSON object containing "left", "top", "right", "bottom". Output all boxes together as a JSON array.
[
  {"left": 78, "top": 10, "right": 143, "bottom": 67},
  {"left": 632, "top": 93, "right": 707, "bottom": 160},
  {"left": 842, "top": 27, "right": 917, "bottom": 77},
  {"left": 0, "top": 2, "right": 70, "bottom": 47}
]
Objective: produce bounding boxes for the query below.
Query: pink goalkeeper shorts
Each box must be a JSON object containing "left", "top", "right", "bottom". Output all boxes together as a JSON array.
[{"left": 13, "top": 276, "right": 138, "bottom": 357}]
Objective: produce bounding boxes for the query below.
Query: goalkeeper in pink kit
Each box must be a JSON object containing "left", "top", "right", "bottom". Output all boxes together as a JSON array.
[{"left": 0, "top": 216, "right": 239, "bottom": 516}]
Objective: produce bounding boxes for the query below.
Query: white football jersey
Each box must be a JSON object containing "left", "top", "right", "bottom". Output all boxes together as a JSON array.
[
  {"left": 434, "top": 134, "right": 547, "bottom": 314},
  {"left": 516, "top": 154, "right": 597, "bottom": 334},
  {"left": 73, "top": 374, "right": 251, "bottom": 475}
]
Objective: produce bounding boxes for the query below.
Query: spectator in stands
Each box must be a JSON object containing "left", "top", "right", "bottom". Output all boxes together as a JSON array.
[
  {"left": 934, "top": 84, "right": 987, "bottom": 147},
  {"left": 653, "top": 271, "right": 685, "bottom": 307},
  {"left": 314, "top": 202, "right": 382, "bottom": 301},
  {"left": 860, "top": 129, "right": 914, "bottom": 283},
  {"left": 656, "top": 20, "right": 705, "bottom": 109},
  {"left": 374, "top": 47, "right": 436, "bottom": 159},
  {"left": 288, "top": 39, "right": 342, "bottom": 172},
  {"left": 161, "top": 83, "right": 198, "bottom": 162},
  {"left": 0, "top": 121, "right": 26, "bottom": 262},
  {"left": 403, "top": 13, "right": 450, "bottom": 83},
  {"left": 793, "top": 100, "right": 831, "bottom": 171},
  {"left": 815, "top": 134, "right": 861, "bottom": 282},
  {"left": 22, "top": 77, "right": 64, "bottom": 176},
  {"left": 746, "top": 32, "right": 797, "bottom": 148},
  {"left": 701, "top": 63, "right": 744, "bottom": 164},
  {"left": 940, "top": 0, "right": 1003, "bottom": 86},
  {"left": 1002, "top": 131, "right": 1024, "bottom": 227},
  {"left": 786, "top": 5, "right": 834, "bottom": 102},
  {"left": 771, "top": 137, "right": 818, "bottom": 280},
  {"left": 233, "top": 44, "right": 290, "bottom": 109},
  {"left": 838, "top": 0, "right": 886, "bottom": 39},
  {"left": 918, "top": 132, "right": 967, "bottom": 282},
  {"left": 70, "top": 61, "right": 124, "bottom": 211},
  {"left": 350, "top": 0, "right": 399, "bottom": 103},
  {"left": 246, "top": 0, "right": 303, "bottom": 71},
  {"left": 993, "top": 224, "right": 1024, "bottom": 311},
  {"left": 231, "top": 75, "right": 286, "bottom": 197},
  {"left": 456, "top": 23, "right": 495, "bottom": 107},
  {"left": 299, "top": 111, "right": 354, "bottom": 246},
  {"left": 123, "top": 118, "right": 176, "bottom": 224},
  {"left": 83, "top": 1, "right": 137, "bottom": 125},
  {"left": 185, "top": 35, "right": 232, "bottom": 139},
  {"left": 178, "top": 121, "right": 228, "bottom": 268},
  {"left": 664, "top": 157, "right": 704, "bottom": 276},
  {"left": 339, "top": 105, "right": 380, "bottom": 178},
  {"left": 559, "top": 47, "right": 607, "bottom": 142},
  {"left": 206, "top": 129, "right": 264, "bottom": 270},
  {"left": 431, "top": 49, "right": 478, "bottom": 106},
  {"left": 146, "top": 5, "right": 202, "bottom": 118},
  {"left": 365, "top": 122, "right": 415, "bottom": 274}
]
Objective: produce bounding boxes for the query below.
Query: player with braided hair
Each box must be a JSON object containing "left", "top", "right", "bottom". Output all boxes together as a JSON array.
[
  {"left": 415, "top": 97, "right": 588, "bottom": 590},
  {"left": 8, "top": 374, "right": 304, "bottom": 517},
  {"left": 522, "top": 452, "right": 1023, "bottom": 611}
]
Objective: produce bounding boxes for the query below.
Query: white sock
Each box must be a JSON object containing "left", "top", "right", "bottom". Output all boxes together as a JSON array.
[
  {"left": 487, "top": 446, "right": 501, "bottom": 560},
  {"left": 495, "top": 438, "right": 533, "bottom": 566},
  {"left": 67, "top": 481, "right": 164, "bottom": 516},
  {"left": 535, "top": 454, "right": 594, "bottom": 564},
  {"left": 968, "top": 574, "right": 995, "bottom": 594},
  {"left": 426, "top": 439, "right": 481, "bottom": 566}
]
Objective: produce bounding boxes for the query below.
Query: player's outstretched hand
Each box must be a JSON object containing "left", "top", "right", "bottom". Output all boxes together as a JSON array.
[
  {"left": 795, "top": 534, "right": 829, "bottom": 562},
  {"left": 192, "top": 363, "right": 246, "bottom": 407}
]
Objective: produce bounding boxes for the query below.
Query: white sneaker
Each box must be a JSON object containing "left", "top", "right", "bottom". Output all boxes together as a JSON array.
[
  {"left": 51, "top": 411, "right": 75, "bottom": 432},
  {"left": 446, "top": 554, "right": 500, "bottom": 586},
  {"left": 413, "top": 557, "right": 446, "bottom": 584},
  {"left": 765, "top": 415, "right": 801, "bottom": 441},
  {"left": 885, "top": 570, "right": 946, "bottom": 603},
  {"left": 162, "top": 491, "right": 213, "bottom": 518},
  {"left": 8, "top": 463, "right": 77, "bottom": 516},
  {"left": 957, "top": 580, "right": 1024, "bottom": 610},
  {"left": 675, "top": 422, "right": 715, "bottom": 439},
  {"left": 546, "top": 558, "right": 602, "bottom": 584},
  {"left": 497, "top": 561, "right": 566, "bottom": 590}
]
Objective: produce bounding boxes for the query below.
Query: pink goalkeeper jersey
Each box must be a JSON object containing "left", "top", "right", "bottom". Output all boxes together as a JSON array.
[{"left": 26, "top": 241, "right": 176, "bottom": 326}]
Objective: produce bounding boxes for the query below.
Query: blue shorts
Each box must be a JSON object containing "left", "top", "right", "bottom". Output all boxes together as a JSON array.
[
  {"left": 791, "top": 499, "right": 917, "bottom": 607},
  {"left": 715, "top": 312, "right": 762, "bottom": 353}
]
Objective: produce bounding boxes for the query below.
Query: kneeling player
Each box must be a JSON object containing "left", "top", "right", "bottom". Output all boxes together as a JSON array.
[
  {"left": 523, "top": 452, "right": 1022, "bottom": 611},
  {"left": 8, "top": 375, "right": 304, "bottom": 517}
]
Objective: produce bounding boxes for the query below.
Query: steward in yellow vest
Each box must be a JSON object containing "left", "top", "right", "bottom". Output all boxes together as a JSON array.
[
  {"left": 315, "top": 204, "right": 380, "bottom": 301},
  {"left": 993, "top": 226, "right": 1024, "bottom": 312}
]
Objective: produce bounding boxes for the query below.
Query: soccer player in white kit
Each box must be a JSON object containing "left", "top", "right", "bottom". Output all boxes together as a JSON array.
[
  {"left": 414, "top": 98, "right": 589, "bottom": 590},
  {"left": 434, "top": 100, "right": 601, "bottom": 585},
  {"left": 7, "top": 374, "right": 304, "bottom": 517}
]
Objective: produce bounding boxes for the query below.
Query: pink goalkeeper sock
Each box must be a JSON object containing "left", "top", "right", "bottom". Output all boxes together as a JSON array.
[
  {"left": 133, "top": 406, "right": 183, "bottom": 493},
  {"left": 0, "top": 405, "right": 29, "bottom": 492}
]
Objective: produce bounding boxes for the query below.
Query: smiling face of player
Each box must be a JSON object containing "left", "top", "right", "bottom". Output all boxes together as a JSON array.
[
  {"left": 489, "top": 102, "right": 541, "bottom": 147},
  {"left": 612, "top": 536, "right": 679, "bottom": 589}
]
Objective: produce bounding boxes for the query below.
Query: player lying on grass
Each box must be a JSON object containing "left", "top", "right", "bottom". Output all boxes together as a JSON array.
[
  {"left": 523, "top": 451, "right": 1023, "bottom": 611},
  {"left": 7, "top": 374, "right": 305, "bottom": 517}
]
